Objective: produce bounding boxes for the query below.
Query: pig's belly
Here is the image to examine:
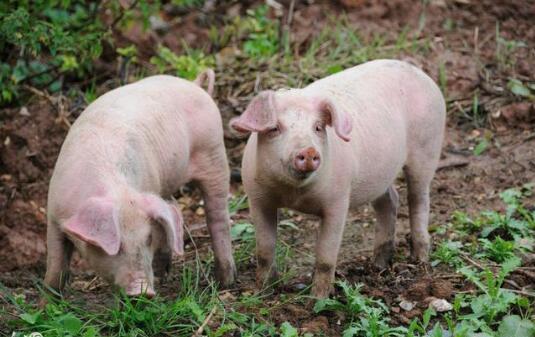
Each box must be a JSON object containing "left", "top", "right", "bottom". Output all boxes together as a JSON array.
[{"left": 348, "top": 149, "right": 406, "bottom": 208}]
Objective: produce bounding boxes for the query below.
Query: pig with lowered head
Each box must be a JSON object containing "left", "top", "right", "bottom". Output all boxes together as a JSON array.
[
  {"left": 230, "top": 60, "right": 446, "bottom": 298},
  {"left": 45, "top": 70, "right": 235, "bottom": 297}
]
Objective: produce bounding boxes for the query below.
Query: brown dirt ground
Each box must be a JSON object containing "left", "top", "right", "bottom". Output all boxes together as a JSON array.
[{"left": 1, "top": 0, "right": 534, "bottom": 334}]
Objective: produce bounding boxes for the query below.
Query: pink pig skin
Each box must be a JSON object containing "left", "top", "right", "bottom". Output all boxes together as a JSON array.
[
  {"left": 230, "top": 60, "right": 446, "bottom": 298},
  {"left": 45, "top": 71, "right": 235, "bottom": 297}
]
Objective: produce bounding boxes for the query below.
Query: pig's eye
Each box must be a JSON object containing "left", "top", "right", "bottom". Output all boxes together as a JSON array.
[
  {"left": 267, "top": 125, "right": 280, "bottom": 136},
  {"left": 146, "top": 233, "right": 153, "bottom": 246},
  {"left": 315, "top": 123, "right": 324, "bottom": 133}
]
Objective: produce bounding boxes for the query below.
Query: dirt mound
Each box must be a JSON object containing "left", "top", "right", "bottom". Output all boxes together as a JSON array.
[{"left": 0, "top": 101, "right": 70, "bottom": 271}]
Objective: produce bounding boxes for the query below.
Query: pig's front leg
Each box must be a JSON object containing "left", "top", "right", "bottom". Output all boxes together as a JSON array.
[
  {"left": 153, "top": 247, "right": 171, "bottom": 278},
  {"left": 198, "top": 178, "right": 236, "bottom": 287},
  {"left": 311, "top": 200, "right": 349, "bottom": 298},
  {"left": 251, "top": 201, "right": 278, "bottom": 289},
  {"left": 44, "top": 221, "right": 74, "bottom": 293}
]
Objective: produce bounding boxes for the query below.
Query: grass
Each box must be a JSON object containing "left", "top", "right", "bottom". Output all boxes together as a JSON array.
[
  {"left": 3, "top": 268, "right": 220, "bottom": 336},
  {"left": 2, "top": 185, "right": 534, "bottom": 336}
]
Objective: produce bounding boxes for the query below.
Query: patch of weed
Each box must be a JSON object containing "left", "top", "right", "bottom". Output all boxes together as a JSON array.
[{"left": 150, "top": 45, "right": 215, "bottom": 80}]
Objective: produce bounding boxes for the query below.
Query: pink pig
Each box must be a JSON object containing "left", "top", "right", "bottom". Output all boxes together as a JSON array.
[
  {"left": 230, "top": 60, "right": 446, "bottom": 298},
  {"left": 45, "top": 70, "right": 235, "bottom": 297}
]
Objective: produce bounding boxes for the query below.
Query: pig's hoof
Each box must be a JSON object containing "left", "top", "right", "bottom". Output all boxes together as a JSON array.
[
  {"left": 215, "top": 259, "right": 237, "bottom": 288},
  {"left": 255, "top": 269, "right": 279, "bottom": 290},
  {"left": 373, "top": 242, "right": 394, "bottom": 269},
  {"left": 410, "top": 243, "right": 430, "bottom": 263},
  {"left": 373, "top": 256, "right": 391, "bottom": 270},
  {"left": 311, "top": 284, "right": 333, "bottom": 299}
]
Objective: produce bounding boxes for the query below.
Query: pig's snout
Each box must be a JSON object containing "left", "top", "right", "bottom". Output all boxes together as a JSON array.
[
  {"left": 125, "top": 279, "right": 155, "bottom": 298},
  {"left": 293, "top": 147, "right": 321, "bottom": 175}
]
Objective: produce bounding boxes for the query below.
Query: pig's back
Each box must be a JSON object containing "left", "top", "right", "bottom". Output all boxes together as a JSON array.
[
  {"left": 49, "top": 75, "right": 222, "bottom": 217},
  {"left": 81, "top": 75, "right": 222, "bottom": 142}
]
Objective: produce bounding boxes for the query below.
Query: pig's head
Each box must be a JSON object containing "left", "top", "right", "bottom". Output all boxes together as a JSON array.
[
  {"left": 230, "top": 90, "right": 352, "bottom": 186},
  {"left": 62, "top": 192, "right": 184, "bottom": 297}
]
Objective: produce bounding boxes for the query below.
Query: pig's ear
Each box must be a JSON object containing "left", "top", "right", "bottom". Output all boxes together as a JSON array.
[
  {"left": 230, "top": 90, "right": 277, "bottom": 134},
  {"left": 317, "top": 98, "right": 353, "bottom": 142},
  {"left": 63, "top": 197, "right": 120, "bottom": 256},
  {"left": 141, "top": 194, "right": 184, "bottom": 256}
]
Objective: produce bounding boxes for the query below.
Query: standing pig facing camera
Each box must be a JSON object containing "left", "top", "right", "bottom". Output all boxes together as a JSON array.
[
  {"left": 45, "top": 70, "right": 235, "bottom": 298},
  {"left": 231, "top": 60, "right": 446, "bottom": 298}
]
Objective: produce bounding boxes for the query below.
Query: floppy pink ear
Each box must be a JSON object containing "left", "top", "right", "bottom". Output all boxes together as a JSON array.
[
  {"left": 317, "top": 98, "right": 353, "bottom": 142},
  {"left": 63, "top": 197, "right": 120, "bottom": 256},
  {"left": 141, "top": 194, "right": 184, "bottom": 256},
  {"left": 229, "top": 90, "right": 277, "bottom": 134}
]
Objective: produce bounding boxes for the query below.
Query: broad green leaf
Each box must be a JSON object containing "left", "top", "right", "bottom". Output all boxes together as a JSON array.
[
  {"left": 83, "top": 327, "right": 99, "bottom": 337},
  {"left": 507, "top": 79, "right": 532, "bottom": 98},
  {"left": 497, "top": 315, "right": 535, "bottom": 337},
  {"left": 19, "top": 311, "right": 40, "bottom": 325},
  {"left": 343, "top": 326, "right": 358, "bottom": 337},
  {"left": 280, "top": 322, "right": 298, "bottom": 337},
  {"left": 230, "top": 222, "right": 255, "bottom": 240},
  {"left": 59, "top": 313, "right": 82, "bottom": 335}
]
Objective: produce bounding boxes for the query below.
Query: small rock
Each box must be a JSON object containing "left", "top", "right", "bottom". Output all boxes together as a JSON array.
[
  {"left": 149, "top": 15, "right": 170, "bottom": 34},
  {"left": 226, "top": 3, "right": 241, "bottom": 17},
  {"left": 19, "top": 107, "right": 30, "bottom": 116},
  {"left": 195, "top": 207, "right": 205, "bottom": 216},
  {"left": 429, "top": 298, "right": 453, "bottom": 312},
  {"left": 399, "top": 300, "right": 415, "bottom": 311},
  {"left": 293, "top": 283, "right": 307, "bottom": 291}
]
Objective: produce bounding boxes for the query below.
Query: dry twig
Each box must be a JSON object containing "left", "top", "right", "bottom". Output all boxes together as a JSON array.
[{"left": 192, "top": 305, "right": 217, "bottom": 337}]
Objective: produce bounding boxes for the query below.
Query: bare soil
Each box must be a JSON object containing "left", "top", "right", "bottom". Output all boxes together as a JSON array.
[{"left": 1, "top": 0, "right": 534, "bottom": 334}]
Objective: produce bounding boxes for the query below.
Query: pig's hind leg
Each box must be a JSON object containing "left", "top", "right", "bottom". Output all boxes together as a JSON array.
[
  {"left": 404, "top": 150, "right": 440, "bottom": 262},
  {"left": 372, "top": 186, "right": 399, "bottom": 268},
  {"left": 404, "top": 77, "right": 445, "bottom": 263},
  {"left": 195, "top": 149, "right": 236, "bottom": 287},
  {"left": 44, "top": 220, "right": 74, "bottom": 293}
]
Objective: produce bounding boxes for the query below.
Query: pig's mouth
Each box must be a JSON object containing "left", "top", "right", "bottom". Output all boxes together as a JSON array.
[
  {"left": 289, "top": 167, "right": 315, "bottom": 181},
  {"left": 125, "top": 279, "right": 155, "bottom": 298}
]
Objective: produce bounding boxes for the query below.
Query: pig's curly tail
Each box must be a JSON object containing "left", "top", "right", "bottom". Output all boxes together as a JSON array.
[{"left": 194, "top": 68, "right": 215, "bottom": 97}]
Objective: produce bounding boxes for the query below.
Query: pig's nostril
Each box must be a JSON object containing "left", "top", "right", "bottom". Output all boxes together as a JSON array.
[{"left": 297, "top": 154, "right": 305, "bottom": 161}]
